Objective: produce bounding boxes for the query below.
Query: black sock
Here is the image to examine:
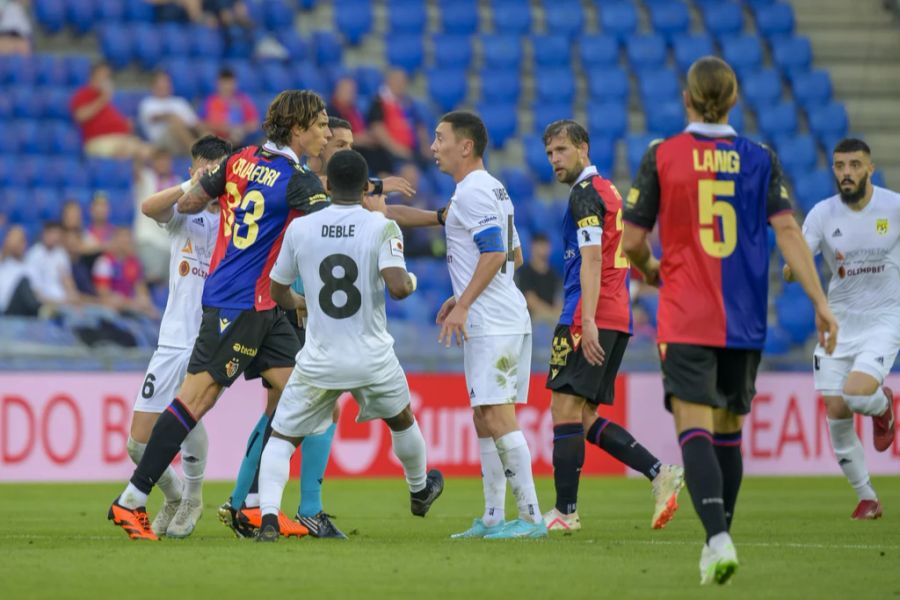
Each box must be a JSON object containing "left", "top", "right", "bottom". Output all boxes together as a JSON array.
[
  {"left": 679, "top": 428, "right": 727, "bottom": 541},
  {"left": 248, "top": 420, "right": 274, "bottom": 496},
  {"left": 552, "top": 423, "right": 585, "bottom": 514},
  {"left": 587, "top": 418, "right": 662, "bottom": 480},
  {"left": 261, "top": 512, "right": 279, "bottom": 531},
  {"left": 130, "top": 399, "right": 197, "bottom": 494},
  {"left": 713, "top": 431, "right": 743, "bottom": 530}
]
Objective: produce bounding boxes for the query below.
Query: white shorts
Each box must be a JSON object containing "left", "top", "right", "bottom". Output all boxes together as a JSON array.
[
  {"left": 272, "top": 360, "right": 411, "bottom": 438},
  {"left": 463, "top": 333, "right": 532, "bottom": 407},
  {"left": 133, "top": 346, "right": 192, "bottom": 413},
  {"left": 813, "top": 349, "right": 899, "bottom": 396}
]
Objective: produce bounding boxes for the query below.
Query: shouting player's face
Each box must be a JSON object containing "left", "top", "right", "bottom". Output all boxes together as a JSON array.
[
  {"left": 298, "top": 110, "right": 332, "bottom": 157},
  {"left": 545, "top": 133, "right": 587, "bottom": 185},
  {"left": 321, "top": 127, "right": 354, "bottom": 166},
  {"left": 431, "top": 121, "right": 465, "bottom": 175},
  {"left": 833, "top": 150, "right": 873, "bottom": 205}
]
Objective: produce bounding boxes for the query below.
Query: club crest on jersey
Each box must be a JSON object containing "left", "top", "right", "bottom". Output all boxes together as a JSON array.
[
  {"left": 178, "top": 260, "right": 190, "bottom": 277},
  {"left": 225, "top": 359, "right": 239, "bottom": 378},
  {"left": 876, "top": 218, "right": 889, "bottom": 235},
  {"left": 219, "top": 317, "right": 232, "bottom": 333},
  {"left": 390, "top": 238, "right": 404, "bottom": 257}
]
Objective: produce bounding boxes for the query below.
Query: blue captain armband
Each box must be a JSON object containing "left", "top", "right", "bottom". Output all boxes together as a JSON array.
[{"left": 473, "top": 226, "right": 505, "bottom": 253}]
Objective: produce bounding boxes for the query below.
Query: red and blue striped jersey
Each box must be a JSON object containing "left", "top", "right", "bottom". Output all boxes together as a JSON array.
[
  {"left": 200, "top": 144, "right": 328, "bottom": 311},
  {"left": 624, "top": 124, "right": 793, "bottom": 349}
]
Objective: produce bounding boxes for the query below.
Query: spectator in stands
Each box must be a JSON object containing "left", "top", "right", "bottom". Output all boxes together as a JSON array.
[
  {"left": 63, "top": 227, "right": 97, "bottom": 298},
  {"left": 83, "top": 193, "right": 115, "bottom": 256},
  {"left": 134, "top": 148, "right": 180, "bottom": 284},
  {"left": 25, "top": 221, "right": 80, "bottom": 308},
  {"left": 362, "top": 69, "right": 430, "bottom": 175},
  {"left": 328, "top": 76, "right": 375, "bottom": 147},
  {"left": 61, "top": 199, "right": 84, "bottom": 235},
  {"left": 201, "top": 67, "right": 259, "bottom": 146},
  {"left": 92, "top": 226, "right": 159, "bottom": 318},
  {"left": 0, "top": 0, "right": 32, "bottom": 55},
  {"left": 70, "top": 61, "right": 150, "bottom": 160},
  {"left": 515, "top": 232, "right": 563, "bottom": 324},
  {"left": 148, "top": 0, "right": 205, "bottom": 23},
  {"left": 138, "top": 71, "right": 201, "bottom": 156},
  {"left": 203, "top": 0, "right": 252, "bottom": 29},
  {"left": 0, "top": 225, "right": 42, "bottom": 316}
]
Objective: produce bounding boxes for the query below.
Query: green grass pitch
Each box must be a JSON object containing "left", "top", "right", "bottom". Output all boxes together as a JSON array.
[{"left": 1, "top": 476, "right": 898, "bottom": 599}]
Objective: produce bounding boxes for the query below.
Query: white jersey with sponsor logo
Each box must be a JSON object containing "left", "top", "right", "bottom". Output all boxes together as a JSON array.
[
  {"left": 270, "top": 203, "right": 406, "bottom": 388},
  {"left": 445, "top": 169, "right": 530, "bottom": 337},
  {"left": 157, "top": 207, "right": 220, "bottom": 349},
  {"left": 802, "top": 186, "right": 900, "bottom": 357}
]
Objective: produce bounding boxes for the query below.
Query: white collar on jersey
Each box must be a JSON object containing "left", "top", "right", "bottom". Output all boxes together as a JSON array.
[
  {"left": 572, "top": 165, "right": 598, "bottom": 188},
  {"left": 262, "top": 140, "right": 301, "bottom": 164},
  {"left": 685, "top": 122, "right": 738, "bottom": 137}
]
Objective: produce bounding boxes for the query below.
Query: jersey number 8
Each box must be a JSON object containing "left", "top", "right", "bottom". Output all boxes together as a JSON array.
[
  {"left": 224, "top": 182, "right": 266, "bottom": 250},
  {"left": 319, "top": 254, "right": 362, "bottom": 319},
  {"left": 698, "top": 180, "right": 737, "bottom": 258}
]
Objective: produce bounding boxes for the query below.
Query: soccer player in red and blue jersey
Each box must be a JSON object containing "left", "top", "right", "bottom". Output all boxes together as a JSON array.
[
  {"left": 109, "top": 90, "right": 332, "bottom": 541},
  {"left": 540, "top": 120, "right": 684, "bottom": 534},
  {"left": 622, "top": 57, "right": 838, "bottom": 584}
]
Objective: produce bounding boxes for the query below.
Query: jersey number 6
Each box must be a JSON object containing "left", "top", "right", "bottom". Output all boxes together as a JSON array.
[{"left": 698, "top": 180, "right": 737, "bottom": 258}]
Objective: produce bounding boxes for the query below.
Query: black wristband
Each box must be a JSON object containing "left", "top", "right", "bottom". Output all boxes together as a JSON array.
[
  {"left": 436, "top": 206, "right": 446, "bottom": 226},
  {"left": 368, "top": 177, "right": 383, "bottom": 195}
]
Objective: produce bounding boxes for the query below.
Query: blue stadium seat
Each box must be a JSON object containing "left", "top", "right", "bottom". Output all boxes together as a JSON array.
[
  {"left": 776, "top": 133, "right": 818, "bottom": 183},
  {"left": 578, "top": 34, "right": 619, "bottom": 70},
  {"left": 67, "top": 0, "right": 96, "bottom": 34},
  {"left": 226, "top": 60, "right": 261, "bottom": 94},
  {"left": 522, "top": 135, "right": 555, "bottom": 183},
  {"left": 808, "top": 102, "right": 849, "bottom": 142},
  {"left": 543, "top": 1, "right": 584, "bottom": 41},
  {"left": 792, "top": 69, "right": 832, "bottom": 111},
  {"left": 388, "top": 0, "right": 427, "bottom": 34},
  {"left": 0, "top": 55, "right": 36, "bottom": 86},
  {"left": 775, "top": 292, "right": 815, "bottom": 343},
  {"left": 771, "top": 36, "right": 813, "bottom": 77},
  {"left": 259, "top": 62, "right": 292, "bottom": 94},
  {"left": 9, "top": 188, "right": 41, "bottom": 223},
  {"left": 55, "top": 155, "right": 90, "bottom": 189},
  {"left": 532, "top": 35, "right": 571, "bottom": 68},
  {"left": 532, "top": 102, "right": 574, "bottom": 132},
  {"left": 191, "top": 25, "right": 225, "bottom": 59},
  {"left": 99, "top": 26, "right": 133, "bottom": 69},
  {"left": 64, "top": 56, "right": 91, "bottom": 87},
  {"left": 386, "top": 35, "right": 424, "bottom": 73},
  {"left": 501, "top": 167, "right": 535, "bottom": 202},
  {"left": 312, "top": 31, "right": 343, "bottom": 68},
  {"left": 793, "top": 168, "right": 833, "bottom": 213},
  {"left": 132, "top": 23, "right": 164, "bottom": 69},
  {"left": 427, "top": 68, "right": 467, "bottom": 112},
  {"left": 34, "top": 0, "right": 66, "bottom": 33},
  {"left": 13, "top": 120, "right": 40, "bottom": 156},
  {"left": 534, "top": 68, "right": 575, "bottom": 105},
  {"left": 87, "top": 158, "right": 133, "bottom": 190},
  {"left": 113, "top": 90, "right": 144, "bottom": 120},
  {"left": 432, "top": 34, "right": 473, "bottom": 69},
  {"left": 481, "top": 34, "right": 522, "bottom": 70},
  {"left": 627, "top": 133, "right": 661, "bottom": 175},
  {"left": 586, "top": 66, "right": 629, "bottom": 103},
  {"left": 638, "top": 67, "right": 680, "bottom": 104},
  {"left": 46, "top": 122, "right": 82, "bottom": 156},
  {"left": 476, "top": 102, "right": 517, "bottom": 148},
  {"left": 110, "top": 196, "right": 136, "bottom": 226},
  {"left": 124, "top": 0, "right": 154, "bottom": 23},
  {"left": 872, "top": 170, "right": 887, "bottom": 188},
  {"left": 492, "top": 1, "right": 531, "bottom": 35},
  {"left": 721, "top": 35, "right": 764, "bottom": 80},
  {"left": 745, "top": 0, "right": 777, "bottom": 8},
  {"left": 588, "top": 136, "right": 616, "bottom": 176},
  {"left": 223, "top": 24, "right": 255, "bottom": 59},
  {"left": 626, "top": 34, "right": 667, "bottom": 72},
  {"left": 35, "top": 55, "right": 68, "bottom": 87},
  {"left": 354, "top": 66, "right": 382, "bottom": 97},
  {"left": 259, "top": 0, "right": 291, "bottom": 31},
  {"left": 440, "top": 0, "right": 479, "bottom": 35},
  {"left": 741, "top": 68, "right": 782, "bottom": 111},
  {"left": 293, "top": 62, "right": 327, "bottom": 94},
  {"left": 587, "top": 101, "right": 628, "bottom": 141},
  {"left": 764, "top": 325, "right": 792, "bottom": 355},
  {"left": 599, "top": 1, "right": 638, "bottom": 42},
  {"left": 10, "top": 88, "right": 39, "bottom": 119},
  {"left": 480, "top": 68, "right": 521, "bottom": 104},
  {"left": 701, "top": 2, "right": 744, "bottom": 40},
  {"left": 334, "top": 0, "right": 373, "bottom": 45},
  {"left": 277, "top": 29, "right": 308, "bottom": 62},
  {"left": 34, "top": 187, "right": 65, "bottom": 221},
  {"left": 167, "top": 61, "right": 198, "bottom": 99},
  {"left": 757, "top": 101, "right": 799, "bottom": 140},
  {"left": 646, "top": 101, "right": 685, "bottom": 137},
  {"left": 755, "top": 2, "right": 795, "bottom": 41},
  {"left": 648, "top": 1, "right": 690, "bottom": 42},
  {"left": 729, "top": 103, "right": 745, "bottom": 133},
  {"left": 96, "top": 0, "right": 126, "bottom": 22},
  {"left": 673, "top": 33, "right": 715, "bottom": 74}
]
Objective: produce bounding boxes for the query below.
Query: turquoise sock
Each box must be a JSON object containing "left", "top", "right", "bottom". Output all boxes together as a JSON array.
[
  {"left": 230, "top": 413, "right": 270, "bottom": 508},
  {"left": 298, "top": 423, "right": 336, "bottom": 518}
]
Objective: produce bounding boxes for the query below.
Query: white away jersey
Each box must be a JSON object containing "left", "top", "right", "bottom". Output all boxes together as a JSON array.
[
  {"left": 270, "top": 204, "right": 407, "bottom": 388},
  {"left": 802, "top": 186, "right": 900, "bottom": 357},
  {"left": 445, "top": 170, "right": 531, "bottom": 337},
  {"left": 157, "top": 207, "right": 220, "bottom": 349}
]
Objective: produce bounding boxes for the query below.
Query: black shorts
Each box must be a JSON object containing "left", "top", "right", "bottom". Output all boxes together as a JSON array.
[
  {"left": 261, "top": 308, "right": 305, "bottom": 390},
  {"left": 660, "top": 344, "right": 762, "bottom": 415},
  {"left": 546, "top": 324, "right": 629, "bottom": 406},
  {"left": 188, "top": 307, "right": 300, "bottom": 387}
]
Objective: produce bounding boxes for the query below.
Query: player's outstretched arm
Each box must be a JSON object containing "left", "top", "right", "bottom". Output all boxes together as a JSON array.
[
  {"left": 384, "top": 204, "right": 444, "bottom": 228},
  {"left": 177, "top": 181, "right": 215, "bottom": 215},
  {"left": 382, "top": 267, "right": 416, "bottom": 300}
]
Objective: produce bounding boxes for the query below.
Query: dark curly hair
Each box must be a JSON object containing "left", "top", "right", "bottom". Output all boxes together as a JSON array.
[{"left": 263, "top": 90, "right": 326, "bottom": 147}]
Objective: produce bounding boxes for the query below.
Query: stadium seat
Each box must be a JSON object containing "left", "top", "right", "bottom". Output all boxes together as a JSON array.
[
  {"left": 334, "top": 0, "right": 373, "bottom": 45},
  {"left": 755, "top": 2, "right": 795, "bottom": 41},
  {"left": 627, "top": 133, "right": 662, "bottom": 175},
  {"left": 599, "top": 1, "right": 638, "bottom": 42},
  {"left": 34, "top": 187, "right": 65, "bottom": 221},
  {"left": 646, "top": 101, "right": 686, "bottom": 137},
  {"left": 776, "top": 134, "right": 819, "bottom": 183},
  {"left": 35, "top": 54, "right": 68, "bottom": 87},
  {"left": 808, "top": 102, "right": 849, "bottom": 142},
  {"left": 764, "top": 325, "right": 792, "bottom": 355},
  {"left": 432, "top": 34, "right": 473, "bottom": 70},
  {"left": 9, "top": 189, "right": 41, "bottom": 224},
  {"left": 96, "top": 0, "right": 126, "bottom": 23},
  {"left": 313, "top": 31, "right": 343, "bottom": 68},
  {"left": 701, "top": 2, "right": 744, "bottom": 41},
  {"left": 277, "top": 29, "right": 308, "bottom": 62},
  {"left": 112, "top": 90, "right": 144, "bottom": 121},
  {"left": 638, "top": 67, "right": 680, "bottom": 104},
  {"left": 587, "top": 101, "right": 628, "bottom": 141},
  {"left": 586, "top": 66, "right": 629, "bottom": 103},
  {"left": 578, "top": 34, "right": 619, "bottom": 70},
  {"left": 481, "top": 34, "right": 522, "bottom": 70},
  {"left": 427, "top": 68, "right": 467, "bottom": 112},
  {"left": 388, "top": 0, "right": 427, "bottom": 34},
  {"left": 534, "top": 68, "right": 575, "bottom": 105},
  {"left": 259, "top": 62, "right": 292, "bottom": 94},
  {"left": 793, "top": 168, "right": 834, "bottom": 214},
  {"left": 124, "top": 0, "right": 153, "bottom": 23},
  {"left": 46, "top": 122, "right": 82, "bottom": 156},
  {"left": 191, "top": 25, "right": 225, "bottom": 59},
  {"left": 353, "top": 65, "right": 381, "bottom": 97},
  {"left": 673, "top": 33, "right": 715, "bottom": 74},
  {"left": 10, "top": 88, "right": 40, "bottom": 119},
  {"left": 792, "top": 69, "right": 833, "bottom": 111},
  {"left": 721, "top": 35, "right": 764, "bottom": 80},
  {"left": 626, "top": 34, "right": 667, "bottom": 72},
  {"left": 775, "top": 292, "right": 815, "bottom": 343},
  {"left": 532, "top": 35, "right": 571, "bottom": 68},
  {"left": 532, "top": 101, "right": 574, "bottom": 132},
  {"left": 872, "top": 170, "right": 887, "bottom": 188},
  {"left": 771, "top": 36, "right": 813, "bottom": 77},
  {"left": 741, "top": 68, "right": 783, "bottom": 111},
  {"left": 99, "top": 26, "right": 133, "bottom": 69},
  {"left": 66, "top": 0, "right": 96, "bottom": 34},
  {"left": 492, "top": 1, "right": 531, "bottom": 35},
  {"left": 588, "top": 135, "right": 616, "bottom": 176},
  {"left": 757, "top": 101, "right": 799, "bottom": 140},
  {"left": 64, "top": 56, "right": 91, "bottom": 87},
  {"left": 160, "top": 23, "right": 192, "bottom": 61},
  {"left": 729, "top": 103, "right": 746, "bottom": 133},
  {"left": 259, "top": 0, "right": 292, "bottom": 31},
  {"left": 386, "top": 35, "right": 424, "bottom": 73},
  {"left": 543, "top": 1, "right": 584, "bottom": 41},
  {"left": 440, "top": 0, "right": 479, "bottom": 35},
  {"left": 522, "top": 135, "right": 555, "bottom": 183},
  {"left": 226, "top": 60, "right": 260, "bottom": 94},
  {"left": 293, "top": 62, "right": 327, "bottom": 94},
  {"left": 648, "top": 1, "right": 690, "bottom": 42},
  {"left": 167, "top": 61, "right": 198, "bottom": 99},
  {"left": 132, "top": 24, "right": 164, "bottom": 69},
  {"left": 480, "top": 68, "right": 521, "bottom": 104},
  {"left": 0, "top": 55, "right": 36, "bottom": 86},
  {"left": 476, "top": 102, "right": 517, "bottom": 148},
  {"left": 34, "top": 0, "right": 66, "bottom": 33},
  {"left": 500, "top": 168, "right": 535, "bottom": 202}
]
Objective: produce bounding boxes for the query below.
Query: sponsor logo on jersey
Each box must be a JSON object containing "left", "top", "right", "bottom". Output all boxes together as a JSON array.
[
  {"left": 219, "top": 317, "right": 232, "bottom": 333},
  {"left": 564, "top": 248, "right": 576, "bottom": 260},
  {"left": 232, "top": 342, "right": 258, "bottom": 357},
  {"left": 390, "top": 238, "right": 404, "bottom": 258},
  {"left": 178, "top": 260, "right": 190, "bottom": 277},
  {"left": 181, "top": 239, "right": 193, "bottom": 255},
  {"left": 492, "top": 187, "right": 510, "bottom": 202},
  {"left": 571, "top": 332, "right": 582, "bottom": 350},
  {"left": 577, "top": 215, "right": 600, "bottom": 228},
  {"left": 477, "top": 214, "right": 498, "bottom": 226},
  {"left": 876, "top": 356, "right": 885, "bottom": 365},
  {"left": 579, "top": 180, "right": 590, "bottom": 189},
  {"left": 225, "top": 359, "right": 239, "bottom": 378},
  {"left": 192, "top": 217, "right": 205, "bottom": 225},
  {"left": 832, "top": 228, "right": 842, "bottom": 237},
  {"left": 308, "top": 193, "right": 328, "bottom": 205},
  {"left": 876, "top": 218, "right": 889, "bottom": 235}
]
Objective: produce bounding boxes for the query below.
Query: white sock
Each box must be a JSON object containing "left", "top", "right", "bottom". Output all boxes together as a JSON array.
[
  {"left": 180, "top": 421, "right": 208, "bottom": 501},
  {"left": 843, "top": 388, "right": 889, "bottom": 417},
  {"left": 127, "top": 435, "right": 182, "bottom": 504},
  {"left": 119, "top": 482, "right": 148, "bottom": 510},
  {"left": 245, "top": 493, "right": 260, "bottom": 508},
  {"left": 708, "top": 531, "right": 734, "bottom": 553},
  {"left": 390, "top": 420, "right": 427, "bottom": 493},
  {"left": 479, "top": 437, "right": 506, "bottom": 526},
  {"left": 259, "top": 437, "right": 295, "bottom": 517},
  {"left": 495, "top": 431, "right": 541, "bottom": 524},
  {"left": 828, "top": 418, "right": 878, "bottom": 501}
]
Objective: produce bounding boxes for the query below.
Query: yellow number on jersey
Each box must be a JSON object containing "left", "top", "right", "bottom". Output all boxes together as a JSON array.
[
  {"left": 698, "top": 180, "right": 737, "bottom": 258},
  {"left": 224, "top": 182, "right": 266, "bottom": 249},
  {"left": 614, "top": 208, "right": 630, "bottom": 268}
]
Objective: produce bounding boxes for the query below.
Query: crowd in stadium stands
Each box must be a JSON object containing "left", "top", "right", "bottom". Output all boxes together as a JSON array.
[{"left": 0, "top": 0, "right": 31, "bottom": 55}]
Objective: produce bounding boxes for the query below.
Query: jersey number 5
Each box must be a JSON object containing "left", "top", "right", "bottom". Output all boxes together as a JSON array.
[
  {"left": 224, "top": 182, "right": 266, "bottom": 250},
  {"left": 319, "top": 254, "right": 362, "bottom": 319},
  {"left": 698, "top": 180, "right": 737, "bottom": 258}
]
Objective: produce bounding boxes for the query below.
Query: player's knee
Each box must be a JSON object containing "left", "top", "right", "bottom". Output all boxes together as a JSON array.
[
  {"left": 712, "top": 409, "right": 743, "bottom": 434},
  {"left": 550, "top": 393, "right": 583, "bottom": 424},
  {"left": 823, "top": 395, "right": 852, "bottom": 419},
  {"left": 842, "top": 376, "right": 880, "bottom": 399},
  {"left": 384, "top": 405, "right": 415, "bottom": 431},
  {"left": 479, "top": 404, "right": 518, "bottom": 438}
]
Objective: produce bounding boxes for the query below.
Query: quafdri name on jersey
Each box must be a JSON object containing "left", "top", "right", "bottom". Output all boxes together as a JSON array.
[
  {"left": 231, "top": 157, "right": 281, "bottom": 187},
  {"left": 692, "top": 148, "right": 740, "bottom": 174}
]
